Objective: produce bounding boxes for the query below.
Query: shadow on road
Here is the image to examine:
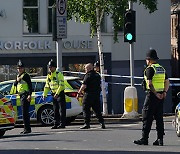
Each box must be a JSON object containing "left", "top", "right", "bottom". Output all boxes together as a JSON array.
[{"left": 0, "top": 132, "right": 49, "bottom": 140}]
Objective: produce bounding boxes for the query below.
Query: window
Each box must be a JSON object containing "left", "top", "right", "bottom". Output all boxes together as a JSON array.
[
  {"left": 0, "top": 83, "right": 13, "bottom": 95},
  {"left": 23, "top": 0, "right": 39, "bottom": 34},
  {"left": 100, "top": 15, "right": 107, "bottom": 33},
  {"left": 32, "top": 82, "right": 45, "bottom": 92},
  {"left": 0, "top": 65, "right": 17, "bottom": 81},
  {"left": 48, "top": 0, "right": 56, "bottom": 33},
  {"left": 67, "top": 80, "right": 82, "bottom": 90}
]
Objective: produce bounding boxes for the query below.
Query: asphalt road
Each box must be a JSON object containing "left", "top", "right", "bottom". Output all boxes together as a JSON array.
[{"left": 0, "top": 116, "right": 180, "bottom": 154}]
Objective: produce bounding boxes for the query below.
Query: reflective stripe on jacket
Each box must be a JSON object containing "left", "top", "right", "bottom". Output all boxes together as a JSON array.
[
  {"left": 43, "top": 71, "right": 65, "bottom": 97},
  {"left": 144, "top": 63, "right": 165, "bottom": 92}
]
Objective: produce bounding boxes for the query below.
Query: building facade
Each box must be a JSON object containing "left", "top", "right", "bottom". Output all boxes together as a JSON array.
[
  {"left": 171, "top": 1, "right": 180, "bottom": 111},
  {"left": 0, "top": 0, "right": 171, "bottom": 113}
]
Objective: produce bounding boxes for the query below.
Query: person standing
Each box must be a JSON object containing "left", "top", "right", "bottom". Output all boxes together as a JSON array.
[
  {"left": 11, "top": 60, "right": 32, "bottom": 134},
  {"left": 134, "top": 49, "right": 169, "bottom": 146},
  {"left": 77, "top": 63, "right": 105, "bottom": 129},
  {"left": 43, "top": 60, "right": 66, "bottom": 129}
]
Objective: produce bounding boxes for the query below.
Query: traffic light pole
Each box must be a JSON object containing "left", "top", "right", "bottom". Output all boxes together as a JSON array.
[
  {"left": 130, "top": 43, "right": 134, "bottom": 86},
  {"left": 56, "top": 39, "right": 63, "bottom": 71},
  {"left": 129, "top": 1, "right": 134, "bottom": 86},
  {"left": 122, "top": 1, "right": 139, "bottom": 119}
]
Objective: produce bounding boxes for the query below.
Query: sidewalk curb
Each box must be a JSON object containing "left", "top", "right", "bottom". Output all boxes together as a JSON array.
[{"left": 15, "top": 114, "right": 174, "bottom": 127}]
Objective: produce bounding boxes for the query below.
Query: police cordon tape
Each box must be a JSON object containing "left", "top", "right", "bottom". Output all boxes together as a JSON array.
[{"left": 62, "top": 71, "right": 180, "bottom": 87}]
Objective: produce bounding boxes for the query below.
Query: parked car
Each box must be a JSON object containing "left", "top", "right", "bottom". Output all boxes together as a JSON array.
[
  {"left": 0, "top": 76, "right": 82, "bottom": 126},
  {"left": 175, "top": 92, "right": 180, "bottom": 137},
  {"left": 0, "top": 92, "right": 15, "bottom": 137}
]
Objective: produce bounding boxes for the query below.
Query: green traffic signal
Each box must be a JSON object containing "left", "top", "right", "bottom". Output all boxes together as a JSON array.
[
  {"left": 125, "top": 33, "right": 133, "bottom": 41},
  {"left": 123, "top": 9, "right": 136, "bottom": 43}
]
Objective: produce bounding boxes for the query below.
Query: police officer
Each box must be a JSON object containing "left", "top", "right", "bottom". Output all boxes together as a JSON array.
[
  {"left": 43, "top": 60, "right": 66, "bottom": 129},
  {"left": 11, "top": 60, "right": 32, "bottom": 134},
  {"left": 77, "top": 63, "right": 105, "bottom": 129},
  {"left": 134, "top": 49, "right": 170, "bottom": 146}
]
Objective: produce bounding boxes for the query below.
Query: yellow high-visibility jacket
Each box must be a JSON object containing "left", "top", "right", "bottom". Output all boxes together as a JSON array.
[
  {"left": 144, "top": 63, "right": 166, "bottom": 92},
  {"left": 43, "top": 71, "right": 65, "bottom": 97}
]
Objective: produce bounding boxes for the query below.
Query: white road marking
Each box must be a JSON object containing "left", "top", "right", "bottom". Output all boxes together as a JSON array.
[
  {"left": 57, "top": 132, "right": 66, "bottom": 134},
  {"left": 120, "top": 124, "right": 140, "bottom": 127}
]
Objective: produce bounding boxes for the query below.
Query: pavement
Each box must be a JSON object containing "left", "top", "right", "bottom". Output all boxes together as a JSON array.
[
  {"left": 15, "top": 113, "right": 175, "bottom": 128},
  {"left": 74, "top": 113, "right": 175, "bottom": 124}
]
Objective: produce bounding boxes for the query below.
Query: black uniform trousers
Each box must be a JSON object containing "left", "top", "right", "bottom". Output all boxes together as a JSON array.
[
  {"left": 52, "top": 91, "right": 66, "bottom": 126},
  {"left": 20, "top": 93, "right": 31, "bottom": 132},
  {"left": 82, "top": 92, "right": 104, "bottom": 125},
  {"left": 142, "top": 91, "right": 164, "bottom": 140}
]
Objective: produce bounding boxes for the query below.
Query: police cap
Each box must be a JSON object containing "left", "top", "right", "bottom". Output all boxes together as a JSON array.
[
  {"left": 48, "top": 59, "right": 56, "bottom": 67},
  {"left": 17, "top": 60, "right": 24, "bottom": 68},
  {"left": 94, "top": 61, "right": 100, "bottom": 67},
  {"left": 146, "top": 49, "right": 159, "bottom": 60}
]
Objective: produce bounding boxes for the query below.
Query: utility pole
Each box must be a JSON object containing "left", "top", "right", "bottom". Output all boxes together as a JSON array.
[
  {"left": 129, "top": 1, "right": 135, "bottom": 86},
  {"left": 53, "top": 0, "right": 67, "bottom": 71}
]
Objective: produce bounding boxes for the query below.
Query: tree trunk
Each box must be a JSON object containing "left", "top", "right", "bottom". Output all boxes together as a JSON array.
[{"left": 96, "top": 7, "right": 108, "bottom": 115}]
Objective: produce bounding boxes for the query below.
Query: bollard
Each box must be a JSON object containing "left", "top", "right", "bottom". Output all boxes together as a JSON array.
[{"left": 122, "top": 86, "right": 139, "bottom": 119}]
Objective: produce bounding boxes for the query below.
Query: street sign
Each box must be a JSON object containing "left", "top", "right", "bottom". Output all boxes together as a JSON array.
[
  {"left": 56, "top": 0, "right": 67, "bottom": 17},
  {"left": 56, "top": 0, "right": 67, "bottom": 39},
  {"left": 57, "top": 16, "right": 67, "bottom": 39}
]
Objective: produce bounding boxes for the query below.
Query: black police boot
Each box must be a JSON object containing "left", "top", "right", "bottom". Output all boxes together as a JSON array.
[
  {"left": 51, "top": 125, "right": 58, "bottom": 129},
  {"left": 153, "top": 139, "right": 163, "bottom": 146},
  {"left": 23, "top": 130, "right": 31, "bottom": 134},
  {"left": 80, "top": 124, "right": 90, "bottom": 129},
  {"left": 20, "top": 130, "right": 25, "bottom": 134},
  {"left": 100, "top": 122, "right": 106, "bottom": 129},
  {"left": 57, "top": 124, "right": 66, "bottom": 129},
  {"left": 20, "top": 129, "right": 31, "bottom": 134},
  {"left": 134, "top": 138, "right": 148, "bottom": 145}
]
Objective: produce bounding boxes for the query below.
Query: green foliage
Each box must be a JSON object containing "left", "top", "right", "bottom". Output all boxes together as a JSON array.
[{"left": 67, "top": 0, "right": 157, "bottom": 42}]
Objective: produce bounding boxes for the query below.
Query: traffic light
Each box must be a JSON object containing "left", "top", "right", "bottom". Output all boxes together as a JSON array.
[{"left": 124, "top": 9, "right": 136, "bottom": 43}]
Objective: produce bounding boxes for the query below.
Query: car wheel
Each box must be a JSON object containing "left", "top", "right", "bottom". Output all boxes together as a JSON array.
[
  {"left": 175, "top": 113, "right": 180, "bottom": 137},
  {"left": 37, "top": 105, "right": 54, "bottom": 126},
  {"left": 66, "top": 116, "right": 77, "bottom": 125},
  {"left": 0, "top": 130, "right": 5, "bottom": 137}
]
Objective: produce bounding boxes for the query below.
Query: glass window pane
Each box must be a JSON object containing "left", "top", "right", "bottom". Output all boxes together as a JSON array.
[
  {"left": 0, "top": 83, "right": 13, "bottom": 95},
  {"left": 23, "top": 8, "right": 39, "bottom": 33},
  {"left": 48, "top": 8, "right": 53, "bottom": 33},
  {"left": 49, "top": 0, "right": 56, "bottom": 6},
  {"left": 0, "top": 65, "right": 17, "bottom": 81},
  {"left": 67, "top": 80, "right": 82, "bottom": 89},
  {"left": 24, "top": 0, "right": 38, "bottom": 6}
]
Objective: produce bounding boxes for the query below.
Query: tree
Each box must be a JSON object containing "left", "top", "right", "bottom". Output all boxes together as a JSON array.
[{"left": 67, "top": 0, "right": 157, "bottom": 114}]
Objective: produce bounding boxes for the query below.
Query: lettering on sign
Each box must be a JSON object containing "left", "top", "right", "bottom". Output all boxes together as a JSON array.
[
  {"left": 57, "top": 16, "right": 67, "bottom": 39},
  {"left": 63, "top": 40, "right": 93, "bottom": 49},
  {"left": 0, "top": 40, "right": 93, "bottom": 50},
  {"left": 0, "top": 41, "right": 51, "bottom": 50}
]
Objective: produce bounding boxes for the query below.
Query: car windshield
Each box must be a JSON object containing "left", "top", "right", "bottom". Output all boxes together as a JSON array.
[
  {"left": 67, "top": 79, "right": 82, "bottom": 89},
  {"left": 0, "top": 83, "right": 13, "bottom": 95},
  {"left": 0, "top": 92, "right": 4, "bottom": 99}
]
